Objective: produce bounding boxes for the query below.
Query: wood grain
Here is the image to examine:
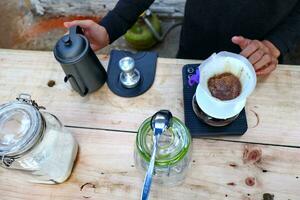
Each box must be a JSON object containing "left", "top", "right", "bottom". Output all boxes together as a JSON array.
[
  {"left": 0, "top": 49, "right": 299, "bottom": 146},
  {"left": 0, "top": 128, "right": 299, "bottom": 199}
]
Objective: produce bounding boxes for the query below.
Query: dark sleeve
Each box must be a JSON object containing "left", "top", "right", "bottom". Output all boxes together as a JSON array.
[
  {"left": 99, "top": 0, "right": 154, "bottom": 44},
  {"left": 266, "top": 1, "right": 300, "bottom": 59}
]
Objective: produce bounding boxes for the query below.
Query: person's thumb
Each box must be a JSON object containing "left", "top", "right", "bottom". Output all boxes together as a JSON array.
[{"left": 232, "top": 36, "right": 251, "bottom": 50}]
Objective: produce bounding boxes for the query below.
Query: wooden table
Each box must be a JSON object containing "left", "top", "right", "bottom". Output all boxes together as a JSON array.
[{"left": 0, "top": 49, "right": 299, "bottom": 199}]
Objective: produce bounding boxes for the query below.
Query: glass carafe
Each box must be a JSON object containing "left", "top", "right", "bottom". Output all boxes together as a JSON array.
[{"left": 134, "top": 116, "right": 192, "bottom": 186}]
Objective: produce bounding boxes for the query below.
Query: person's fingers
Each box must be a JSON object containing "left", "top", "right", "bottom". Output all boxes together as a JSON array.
[
  {"left": 256, "top": 62, "right": 277, "bottom": 76},
  {"left": 63, "top": 20, "right": 94, "bottom": 29},
  {"left": 90, "top": 44, "right": 97, "bottom": 51},
  {"left": 262, "top": 40, "right": 281, "bottom": 58},
  {"left": 248, "top": 49, "right": 265, "bottom": 64},
  {"left": 240, "top": 40, "right": 262, "bottom": 58},
  {"left": 90, "top": 44, "right": 100, "bottom": 51},
  {"left": 63, "top": 22, "right": 71, "bottom": 28},
  {"left": 253, "top": 54, "right": 273, "bottom": 70},
  {"left": 83, "top": 30, "right": 91, "bottom": 38},
  {"left": 231, "top": 37, "right": 279, "bottom": 75},
  {"left": 232, "top": 36, "right": 252, "bottom": 49}
]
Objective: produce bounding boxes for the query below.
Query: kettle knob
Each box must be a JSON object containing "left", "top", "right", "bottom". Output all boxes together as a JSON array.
[
  {"left": 62, "top": 36, "right": 72, "bottom": 45},
  {"left": 119, "top": 57, "right": 141, "bottom": 88}
]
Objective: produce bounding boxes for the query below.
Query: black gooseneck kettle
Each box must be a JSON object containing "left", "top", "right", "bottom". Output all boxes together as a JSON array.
[{"left": 53, "top": 26, "right": 107, "bottom": 96}]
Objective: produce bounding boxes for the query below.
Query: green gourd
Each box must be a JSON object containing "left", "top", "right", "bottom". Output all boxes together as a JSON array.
[{"left": 125, "top": 13, "right": 161, "bottom": 50}]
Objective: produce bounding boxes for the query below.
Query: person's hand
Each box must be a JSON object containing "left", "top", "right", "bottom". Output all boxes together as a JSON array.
[
  {"left": 64, "top": 20, "right": 109, "bottom": 51},
  {"left": 232, "top": 36, "right": 280, "bottom": 76}
]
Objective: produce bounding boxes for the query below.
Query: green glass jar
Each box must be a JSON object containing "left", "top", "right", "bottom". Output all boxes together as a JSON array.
[{"left": 135, "top": 117, "right": 192, "bottom": 186}]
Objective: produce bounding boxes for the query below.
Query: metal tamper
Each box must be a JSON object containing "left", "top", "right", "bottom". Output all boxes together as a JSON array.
[{"left": 119, "top": 56, "right": 141, "bottom": 88}]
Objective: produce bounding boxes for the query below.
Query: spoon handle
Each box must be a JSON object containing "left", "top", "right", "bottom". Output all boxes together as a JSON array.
[{"left": 141, "top": 136, "right": 158, "bottom": 200}]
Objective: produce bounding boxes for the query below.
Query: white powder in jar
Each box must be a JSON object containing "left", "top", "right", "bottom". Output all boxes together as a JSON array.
[{"left": 8, "top": 112, "right": 78, "bottom": 184}]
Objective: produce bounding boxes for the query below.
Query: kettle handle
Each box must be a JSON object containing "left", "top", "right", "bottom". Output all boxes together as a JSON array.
[
  {"left": 69, "top": 26, "right": 84, "bottom": 38},
  {"left": 63, "top": 26, "right": 84, "bottom": 44},
  {"left": 63, "top": 26, "right": 85, "bottom": 45},
  {"left": 64, "top": 74, "right": 89, "bottom": 97}
]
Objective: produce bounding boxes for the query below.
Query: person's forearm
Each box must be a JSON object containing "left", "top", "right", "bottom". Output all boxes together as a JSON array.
[
  {"left": 266, "top": 1, "right": 300, "bottom": 60},
  {"left": 100, "top": 0, "right": 154, "bottom": 43}
]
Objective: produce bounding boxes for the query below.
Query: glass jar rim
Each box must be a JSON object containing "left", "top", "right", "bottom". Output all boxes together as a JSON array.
[{"left": 0, "top": 99, "right": 44, "bottom": 159}]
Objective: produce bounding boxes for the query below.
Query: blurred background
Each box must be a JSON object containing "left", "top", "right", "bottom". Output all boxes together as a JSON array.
[{"left": 0, "top": 0, "right": 299, "bottom": 63}]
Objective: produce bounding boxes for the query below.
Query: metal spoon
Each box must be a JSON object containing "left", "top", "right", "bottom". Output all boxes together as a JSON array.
[{"left": 141, "top": 110, "right": 172, "bottom": 200}]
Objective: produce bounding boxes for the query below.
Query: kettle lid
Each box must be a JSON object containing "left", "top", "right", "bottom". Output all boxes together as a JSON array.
[{"left": 54, "top": 26, "right": 89, "bottom": 64}]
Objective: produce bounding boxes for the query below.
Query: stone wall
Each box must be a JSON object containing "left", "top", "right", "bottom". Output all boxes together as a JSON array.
[{"left": 29, "top": 0, "right": 186, "bottom": 17}]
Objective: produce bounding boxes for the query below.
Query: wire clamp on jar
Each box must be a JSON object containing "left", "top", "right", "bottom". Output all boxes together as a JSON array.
[
  {"left": 0, "top": 155, "right": 15, "bottom": 167},
  {"left": 16, "top": 93, "right": 45, "bottom": 110}
]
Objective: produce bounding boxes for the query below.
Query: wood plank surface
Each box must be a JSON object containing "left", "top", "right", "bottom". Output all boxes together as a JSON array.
[
  {"left": 0, "top": 128, "right": 299, "bottom": 200},
  {"left": 0, "top": 49, "right": 299, "bottom": 147}
]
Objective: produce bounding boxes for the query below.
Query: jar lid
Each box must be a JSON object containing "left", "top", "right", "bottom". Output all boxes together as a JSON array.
[
  {"left": 136, "top": 117, "right": 191, "bottom": 167},
  {"left": 0, "top": 94, "right": 44, "bottom": 160}
]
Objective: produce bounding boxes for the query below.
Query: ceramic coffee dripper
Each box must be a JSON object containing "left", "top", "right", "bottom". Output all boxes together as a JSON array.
[{"left": 194, "top": 51, "right": 257, "bottom": 126}]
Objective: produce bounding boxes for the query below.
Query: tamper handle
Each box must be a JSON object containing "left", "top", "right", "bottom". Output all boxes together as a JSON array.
[{"left": 119, "top": 57, "right": 135, "bottom": 73}]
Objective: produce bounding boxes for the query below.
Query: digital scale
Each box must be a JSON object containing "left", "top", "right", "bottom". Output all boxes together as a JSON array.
[{"left": 182, "top": 64, "right": 248, "bottom": 138}]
